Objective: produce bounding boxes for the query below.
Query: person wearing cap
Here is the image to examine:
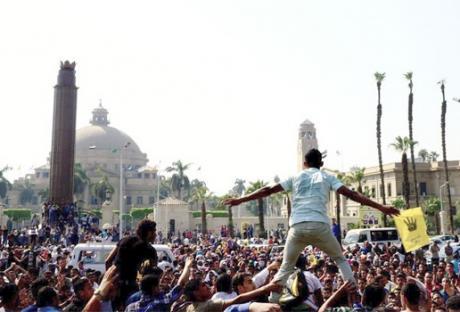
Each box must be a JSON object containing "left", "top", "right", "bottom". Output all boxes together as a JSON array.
[{"left": 224, "top": 149, "right": 399, "bottom": 303}]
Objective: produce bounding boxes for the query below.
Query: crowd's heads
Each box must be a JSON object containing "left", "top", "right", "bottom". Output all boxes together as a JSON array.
[
  {"left": 136, "top": 220, "right": 157, "bottom": 242},
  {"left": 140, "top": 274, "right": 160, "bottom": 295},
  {"left": 232, "top": 272, "right": 255, "bottom": 295},
  {"left": 447, "top": 295, "right": 460, "bottom": 312},
  {"left": 401, "top": 283, "right": 421, "bottom": 308},
  {"left": 0, "top": 284, "right": 19, "bottom": 308},
  {"left": 361, "top": 283, "right": 386, "bottom": 308},
  {"left": 36, "top": 286, "right": 59, "bottom": 308},
  {"left": 73, "top": 277, "right": 94, "bottom": 301},
  {"left": 215, "top": 273, "right": 233, "bottom": 293},
  {"left": 184, "top": 279, "right": 212, "bottom": 301}
]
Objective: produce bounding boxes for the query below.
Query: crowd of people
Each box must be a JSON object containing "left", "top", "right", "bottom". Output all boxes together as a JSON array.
[
  {"left": 0, "top": 218, "right": 460, "bottom": 311},
  {"left": 2, "top": 149, "right": 459, "bottom": 311}
]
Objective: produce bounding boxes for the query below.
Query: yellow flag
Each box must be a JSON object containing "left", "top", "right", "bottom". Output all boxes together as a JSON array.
[{"left": 394, "top": 207, "right": 431, "bottom": 252}]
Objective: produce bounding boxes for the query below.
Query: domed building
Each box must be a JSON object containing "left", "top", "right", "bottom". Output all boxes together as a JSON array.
[{"left": 8, "top": 104, "right": 159, "bottom": 226}]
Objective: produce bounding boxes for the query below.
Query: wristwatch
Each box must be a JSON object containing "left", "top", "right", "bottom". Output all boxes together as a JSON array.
[{"left": 93, "top": 289, "right": 105, "bottom": 301}]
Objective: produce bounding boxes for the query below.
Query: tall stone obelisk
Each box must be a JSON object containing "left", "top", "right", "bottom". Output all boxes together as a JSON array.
[{"left": 49, "top": 61, "right": 78, "bottom": 205}]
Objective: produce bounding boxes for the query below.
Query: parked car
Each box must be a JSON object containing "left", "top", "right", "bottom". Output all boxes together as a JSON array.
[
  {"left": 342, "top": 227, "right": 401, "bottom": 247},
  {"left": 69, "top": 242, "right": 175, "bottom": 274}
]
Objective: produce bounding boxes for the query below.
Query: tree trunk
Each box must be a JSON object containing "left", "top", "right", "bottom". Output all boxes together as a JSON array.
[
  {"left": 402, "top": 153, "right": 410, "bottom": 209},
  {"left": 376, "top": 83, "right": 388, "bottom": 226},
  {"left": 201, "top": 201, "right": 207, "bottom": 235},
  {"left": 335, "top": 191, "right": 341, "bottom": 241},
  {"left": 228, "top": 205, "right": 234, "bottom": 238},
  {"left": 258, "top": 198, "right": 266, "bottom": 238},
  {"left": 441, "top": 83, "right": 454, "bottom": 233},
  {"left": 408, "top": 87, "right": 419, "bottom": 206}
]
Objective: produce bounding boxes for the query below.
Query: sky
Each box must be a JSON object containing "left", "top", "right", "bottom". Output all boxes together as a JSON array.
[{"left": 1, "top": 0, "right": 460, "bottom": 195}]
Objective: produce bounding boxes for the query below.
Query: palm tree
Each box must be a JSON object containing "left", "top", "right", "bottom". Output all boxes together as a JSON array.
[
  {"left": 428, "top": 151, "right": 439, "bottom": 162},
  {"left": 439, "top": 81, "right": 454, "bottom": 233},
  {"left": 219, "top": 194, "right": 235, "bottom": 237},
  {"left": 246, "top": 180, "right": 268, "bottom": 238},
  {"left": 391, "top": 136, "right": 417, "bottom": 209},
  {"left": 38, "top": 188, "right": 49, "bottom": 202},
  {"left": 18, "top": 179, "right": 35, "bottom": 205},
  {"left": 375, "top": 72, "right": 388, "bottom": 226},
  {"left": 191, "top": 185, "right": 211, "bottom": 234},
  {"left": 232, "top": 179, "right": 246, "bottom": 197},
  {"left": 73, "top": 163, "right": 90, "bottom": 200},
  {"left": 91, "top": 176, "right": 114, "bottom": 206},
  {"left": 423, "top": 197, "right": 441, "bottom": 234},
  {"left": 166, "top": 161, "right": 191, "bottom": 200},
  {"left": 418, "top": 149, "right": 429, "bottom": 162},
  {"left": 405, "top": 72, "right": 419, "bottom": 206},
  {"left": 0, "top": 166, "right": 12, "bottom": 203},
  {"left": 348, "top": 167, "right": 365, "bottom": 194}
]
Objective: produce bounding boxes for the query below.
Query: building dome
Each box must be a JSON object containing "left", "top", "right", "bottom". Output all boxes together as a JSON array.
[{"left": 75, "top": 104, "right": 148, "bottom": 169}]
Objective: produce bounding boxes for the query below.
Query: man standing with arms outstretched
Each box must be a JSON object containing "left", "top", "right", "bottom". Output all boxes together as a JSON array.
[{"left": 224, "top": 149, "right": 400, "bottom": 302}]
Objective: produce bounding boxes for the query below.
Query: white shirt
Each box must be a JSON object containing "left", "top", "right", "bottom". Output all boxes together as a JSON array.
[
  {"left": 303, "top": 271, "right": 323, "bottom": 310},
  {"left": 211, "top": 291, "right": 237, "bottom": 301}
]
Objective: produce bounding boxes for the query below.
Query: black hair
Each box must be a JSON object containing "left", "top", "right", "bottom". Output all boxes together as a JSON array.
[
  {"left": 73, "top": 278, "right": 90, "bottom": 296},
  {"left": 184, "top": 279, "right": 201, "bottom": 301},
  {"left": 295, "top": 255, "right": 307, "bottom": 271},
  {"left": 36, "top": 286, "right": 58, "bottom": 308},
  {"left": 216, "top": 274, "right": 232, "bottom": 293},
  {"left": 446, "top": 295, "right": 460, "bottom": 310},
  {"left": 31, "top": 278, "right": 49, "bottom": 300},
  {"left": 401, "top": 283, "right": 421, "bottom": 306},
  {"left": 136, "top": 220, "right": 157, "bottom": 241},
  {"left": 140, "top": 274, "right": 160, "bottom": 294},
  {"left": 0, "top": 284, "right": 18, "bottom": 305},
  {"left": 381, "top": 270, "right": 391, "bottom": 279},
  {"left": 304, "top": 149, "right": 323, "bottom": 168},
  {"left": 362, "top": 283, "right": 386, "bottom": 308},
  {"left": 232, "top": 273, "right": 251, "bottom": 294}
]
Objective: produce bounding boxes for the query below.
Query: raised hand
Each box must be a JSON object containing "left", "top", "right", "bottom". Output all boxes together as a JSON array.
[{"left": 380, "top": 205, "right": 400, "bottom": 216}]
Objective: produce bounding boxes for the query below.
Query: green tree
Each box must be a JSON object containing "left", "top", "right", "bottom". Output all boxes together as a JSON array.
[
  {"left": 246, "top": 180, "right": 268, "bottom": 238},
  {"left": 439, "top": 81, "right": 454, "bottom": 233},
  {"left": 73, "top": 163, "right": 90, "bottom": 199},
  {"left": 347, "top": 167, "right": 365, "bottom": 194},
  {"left": 405, "top": 72, "right": 419, "bottom": 206},
  {"left": 423, "top": 197, "right": 441, "bottom": 234},
  {"left": 17, "top": 179, "right": 35, "bottom": 205},
  {"left": 375, "top": 72, "right": 388, "bottom": 226},
  {"left": 391, "top": 136, "right": 417, "bottom": 209},
  {"left": 428, "top": 151, "right": 439, "bottom": 162},
  {"left": 232, "top": 179, "right": 246, "bottom": 196},
  {"left": 166, "top": 161, "right": 191, "bottom": 200},
  {"left": 0, "top": 166, "right": 12, "bottom": 202},
  {"left": 130, "top": 208, "right": 154, "bottom": 220},
  {"left": 191, "top": 185, "right": 212, "bottom": 234},
  {"left": 38, "top": 188, "right": 49, "bottom": 201},
  {"left": 3, "top": 208, "right": 32, "bottom": 223},
  {"left": 90, "top": 176, "right": 114, "bottom": 205},
  {"left": 418, "top": 149, "right": 429, "bottom": 162}
]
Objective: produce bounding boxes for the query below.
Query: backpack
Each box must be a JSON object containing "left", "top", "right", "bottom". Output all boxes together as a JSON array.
[{"left": 279, "top": 269, "right": 310, "bottom": 311}]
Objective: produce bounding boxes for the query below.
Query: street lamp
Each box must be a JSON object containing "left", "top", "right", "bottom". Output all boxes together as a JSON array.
[
  {"left": 89, "top": 142, "right": 130, "bottom": 236},
  {"left": 440, "top": 181, "right": 450, "bottom": 234}
]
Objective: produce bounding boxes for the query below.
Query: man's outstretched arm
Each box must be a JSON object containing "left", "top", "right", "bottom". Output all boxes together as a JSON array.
[
  {"left": 223, "top": 184, "right": 284, "bottom": 206},
  {"left": 337, "top": 186, "right": 400, "bottom": 216}
]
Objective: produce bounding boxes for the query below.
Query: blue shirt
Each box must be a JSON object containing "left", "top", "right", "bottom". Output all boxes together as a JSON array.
[
  {"left": 125, "top": 285, "right": 183, "bottom": 312},
  {"left": 281, "top": 168, "right": 343, "bottom": 226}
]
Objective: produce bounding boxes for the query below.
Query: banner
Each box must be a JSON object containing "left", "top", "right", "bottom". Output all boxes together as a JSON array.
[{"left": 394, "top": 207, "right": 430, "bottom": 252}]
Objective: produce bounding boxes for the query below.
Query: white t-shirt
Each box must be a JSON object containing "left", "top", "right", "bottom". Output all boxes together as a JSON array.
[
  {"left": 211, "top": 291, "right": 237, "bottom": 301},
  {"left": 302, "top": 271, "right": 323, "bottom": 310},
  {"left": 281, "top": 168, "right": 343, "bottom": 226}
]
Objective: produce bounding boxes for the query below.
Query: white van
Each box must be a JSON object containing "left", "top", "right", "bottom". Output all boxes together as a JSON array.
[
  {"left": 69, "top": 243, "right": 175, "bottom": 274},
  {"left": 342, "top": 227, "right": 401, "bottom": 247}
]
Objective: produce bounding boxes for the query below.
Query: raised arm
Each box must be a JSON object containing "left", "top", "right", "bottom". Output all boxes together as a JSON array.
[
  {"left": 337, "top": 186, "right": 400, "bottom": 216},
  {"left": 177, "top": 257, "right": 193, "bottom": 287},
  {"left": 223, "top": 184, "right": 284, "bottom": 207},
  {"left": 223, "top": 281, "right": 282, "bottom": 310}
]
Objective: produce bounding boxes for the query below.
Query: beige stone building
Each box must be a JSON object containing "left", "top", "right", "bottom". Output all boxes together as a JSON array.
[
  {"left": 327, "top": 161, "right": 460, "bottom": 230},
  {"left": 7, "top": 104, "right": 160, "bottom": 223}
]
